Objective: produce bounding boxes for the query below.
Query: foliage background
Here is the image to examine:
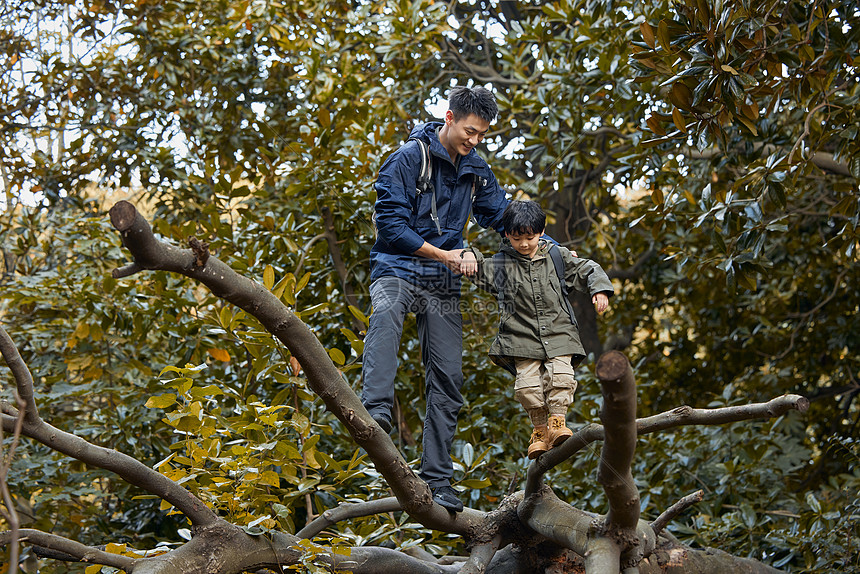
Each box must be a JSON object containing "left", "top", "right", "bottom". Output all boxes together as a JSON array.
[{"left": 1, "top": 0, "right": 858, "bottom": 572}]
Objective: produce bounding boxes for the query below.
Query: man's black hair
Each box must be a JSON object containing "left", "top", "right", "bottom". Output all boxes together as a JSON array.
[
  {"left": 501, "top": 200, "right": 546, "bottom": 236},
  {"left": 448, "top": 86, "right": 498, "bottom": 124}
]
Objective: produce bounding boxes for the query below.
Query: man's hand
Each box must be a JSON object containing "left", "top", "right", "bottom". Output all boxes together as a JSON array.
[
  {"left": 460, "top": 250, "right": 478, "bottom": 277},
  {"left": 592, "top": 292, "right": 609, "bottom": 314},
  {"left": 439, "top": 248, "right": 465, "bottom": 274}
]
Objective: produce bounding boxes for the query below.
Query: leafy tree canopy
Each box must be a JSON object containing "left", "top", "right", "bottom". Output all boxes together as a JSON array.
[{"left": 1, "top": 0, "right": 858, "bottom": 572}]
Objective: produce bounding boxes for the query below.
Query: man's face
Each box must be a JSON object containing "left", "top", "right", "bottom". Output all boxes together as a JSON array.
[
  {"left": 445, "top": 111, "right": 490, "bottom": 156},
  {"left": 506, "top": 231, "right": 541, "bottom": 259}
]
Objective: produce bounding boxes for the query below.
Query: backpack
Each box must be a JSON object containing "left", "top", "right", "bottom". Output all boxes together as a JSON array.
[
  {"left": 492, "top": 244, "right": 577, "bottom": 326},
  {"left": 372, "top": 138, "right": 482, "bottom": 237}
]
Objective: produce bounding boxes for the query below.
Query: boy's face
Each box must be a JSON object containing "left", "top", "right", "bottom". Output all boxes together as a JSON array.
[
  {"left": 506, "top": 230, "right": 541, "bottom": 258},
  {"left": 444, "top": 110, "right": 490, "bottom": 157}
]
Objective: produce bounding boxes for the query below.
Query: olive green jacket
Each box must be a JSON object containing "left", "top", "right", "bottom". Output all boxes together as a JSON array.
[{"left": 466, "top": 239, "right": 614, "bottom": 374}]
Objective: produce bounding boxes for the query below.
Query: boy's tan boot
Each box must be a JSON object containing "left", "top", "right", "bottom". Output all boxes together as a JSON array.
[
  {"left": 548, "top": 415, "right": 573, "bottom": 446},
  {"left": 527, "top": 425, "right": 550, "bottom": 459}
]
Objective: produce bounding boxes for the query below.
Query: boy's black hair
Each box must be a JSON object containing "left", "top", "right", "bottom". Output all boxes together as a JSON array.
[
  {"left": 448, "top": 86, "right": 498, "bottom": 124},
  {"left": 501, "top": 200, "right": 546, "bottom": 236}
]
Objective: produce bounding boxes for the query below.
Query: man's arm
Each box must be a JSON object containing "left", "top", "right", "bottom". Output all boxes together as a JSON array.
[{"left": 413, "top": 242, "right": 464, "bottom": 274}]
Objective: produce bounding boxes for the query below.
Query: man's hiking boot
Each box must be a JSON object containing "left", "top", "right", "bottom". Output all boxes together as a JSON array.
[
  {"left": 548, "top": 415, "right": 573, "bottom": 446},
  {"left": 371, "top": 414, "right": 392, "bottom": 434},
  {"left": 527, "top": 425, "right": 550, "bottom": 459},
  {"left": 431, "top": 485, "right": 464, "bottom": 512}
]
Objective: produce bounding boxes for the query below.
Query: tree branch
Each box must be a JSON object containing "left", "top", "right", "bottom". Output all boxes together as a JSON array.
[
  {"left": 0, "top": 529, "right": 135, "bottom": 570},
  {"left": 595, "top": 351, "right": 639, "bottom": 530},
  {"left": 651, "top": 490, "right": 704, "bottom": 537},
  {"left": 0, "top": 325, "right": 40, "bottom": 424},
  {"left": 537, "top": 394, "right": 809, "bottom": 475},
  {"left": 458, "top": 533, "right": 503, "bottom": 574},
  {"left": 296, "top": 497, "right": 402, "bottom": 539},
  {"left": 108, "top": 200, "right": 484, "bottom": 535},
  {"left": 517, "top": 484, "right": 656, "bottom": 565}
]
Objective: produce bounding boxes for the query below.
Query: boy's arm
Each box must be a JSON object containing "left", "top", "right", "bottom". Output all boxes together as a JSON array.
[
  {"left": 460, "top": 248, "right": 498, "bottom": 293},
  {"left": 559, "top": 246, "right": 614, "bottom": 303}
]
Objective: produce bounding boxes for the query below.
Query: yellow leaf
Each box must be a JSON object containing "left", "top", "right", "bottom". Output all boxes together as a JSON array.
[
  {"left": 106, "top": 543, "right": 127, "bottom": 554},
  {"left": 295, "top": 271, "right": 311, "bottom": 293},
  {"left": 85, "top": 566, "right": 102, "bottom": 574},
  {"left": 328, "top": 348, "right": 346, "bottom": 365},
  {"left": 347, "top": 305, "right": 368, "bottom": 325},
  {"left": 737, "top": 116, "right": 759, "bottom": 136},
  {"left": 741, "top": 101, "right": 760, "bottom": 120},
  {"left": 208, "top": 348, "right": 231, "bottom": 362},
  {"left": 73, "top": 321, "right": 89, "bottom": 341},
  {"left": 260, "top": 470, "right": 280, "bottom": 487},
  {"left": 145, "top": 394, "right": 176, "bottom": 409},
  {"left": 651, "top": 188, "right": 664, "bottom": 205},
  {"left": 263, "top": 265, "right": 275, "bottom": 290}
]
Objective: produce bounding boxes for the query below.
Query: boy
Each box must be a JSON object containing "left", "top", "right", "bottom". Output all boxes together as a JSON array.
[{"left": 461, "top": 200, "right": 614, "bottom": 459}]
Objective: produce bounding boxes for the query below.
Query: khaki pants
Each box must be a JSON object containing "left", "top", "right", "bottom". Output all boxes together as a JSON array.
[{"left": 514, "top": 355, "right": 577, "bottom": 426}]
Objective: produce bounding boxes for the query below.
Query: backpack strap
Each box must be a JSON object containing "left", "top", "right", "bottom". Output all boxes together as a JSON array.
[
  {"left": 549, "top": 244, "right": 577, "bottom": 326},
  {"left": 467, "top": 175, "right": 483, "bottom": 225},
  {"left": 408, "top": 138, "right": 442, "bottom": 236}
]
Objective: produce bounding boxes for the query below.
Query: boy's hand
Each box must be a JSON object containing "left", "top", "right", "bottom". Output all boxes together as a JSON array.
[
  {"left": 592, "top": 293, "right": 609, "bottom": 314},
  {"left": 460, "top": 250, "right": 478, "bottom": 277}
]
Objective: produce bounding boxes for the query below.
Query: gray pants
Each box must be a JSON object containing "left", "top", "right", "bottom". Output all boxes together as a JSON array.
[{"left": 361, "top": 276, "right": 463, "bottom": 487}]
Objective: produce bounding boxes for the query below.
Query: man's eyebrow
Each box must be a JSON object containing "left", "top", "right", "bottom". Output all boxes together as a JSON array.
[{"left": 464, "top": 125, "right": 489, "bottom": 134}]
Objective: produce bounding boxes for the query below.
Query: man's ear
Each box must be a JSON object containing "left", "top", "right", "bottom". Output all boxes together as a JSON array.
[{"left": 444, "top": 110, "right": 455, "bottom": 125}]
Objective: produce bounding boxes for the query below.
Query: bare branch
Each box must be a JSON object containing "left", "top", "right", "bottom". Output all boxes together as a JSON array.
[
  {"left": 457, "top": 533, "right": 503, "bottom": 574},
  {"left": 651, "top": 490, "right": 704, "bottom": 536},
  {"left": 296, "top": 497, "right": 402, "bottom": 539},
  {"left": 532, "top": 394, "right": 809, "bottom": 480},
  {"left": 0, "top": 529, "right": 135, "bottom": 570},
  {"left": 0, "top": 325, "right": 40, "bottom": 423},
  {"left": 595, "top": 351, "right": 639, "bottom": 530}
]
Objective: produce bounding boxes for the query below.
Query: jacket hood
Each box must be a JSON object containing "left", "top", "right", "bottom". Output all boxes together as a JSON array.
[{"left": 409, "top": 121, "right": 442, "bottom": 142}]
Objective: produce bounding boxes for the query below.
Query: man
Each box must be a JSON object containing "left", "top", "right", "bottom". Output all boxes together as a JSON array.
[{"left": 361, "top": 86, "right": 509, "bottom": 512}]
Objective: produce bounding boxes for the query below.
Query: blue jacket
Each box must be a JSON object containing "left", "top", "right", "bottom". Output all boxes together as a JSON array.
[{"left": 370, "top": 122, "right": 509, "bottom": 291}]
